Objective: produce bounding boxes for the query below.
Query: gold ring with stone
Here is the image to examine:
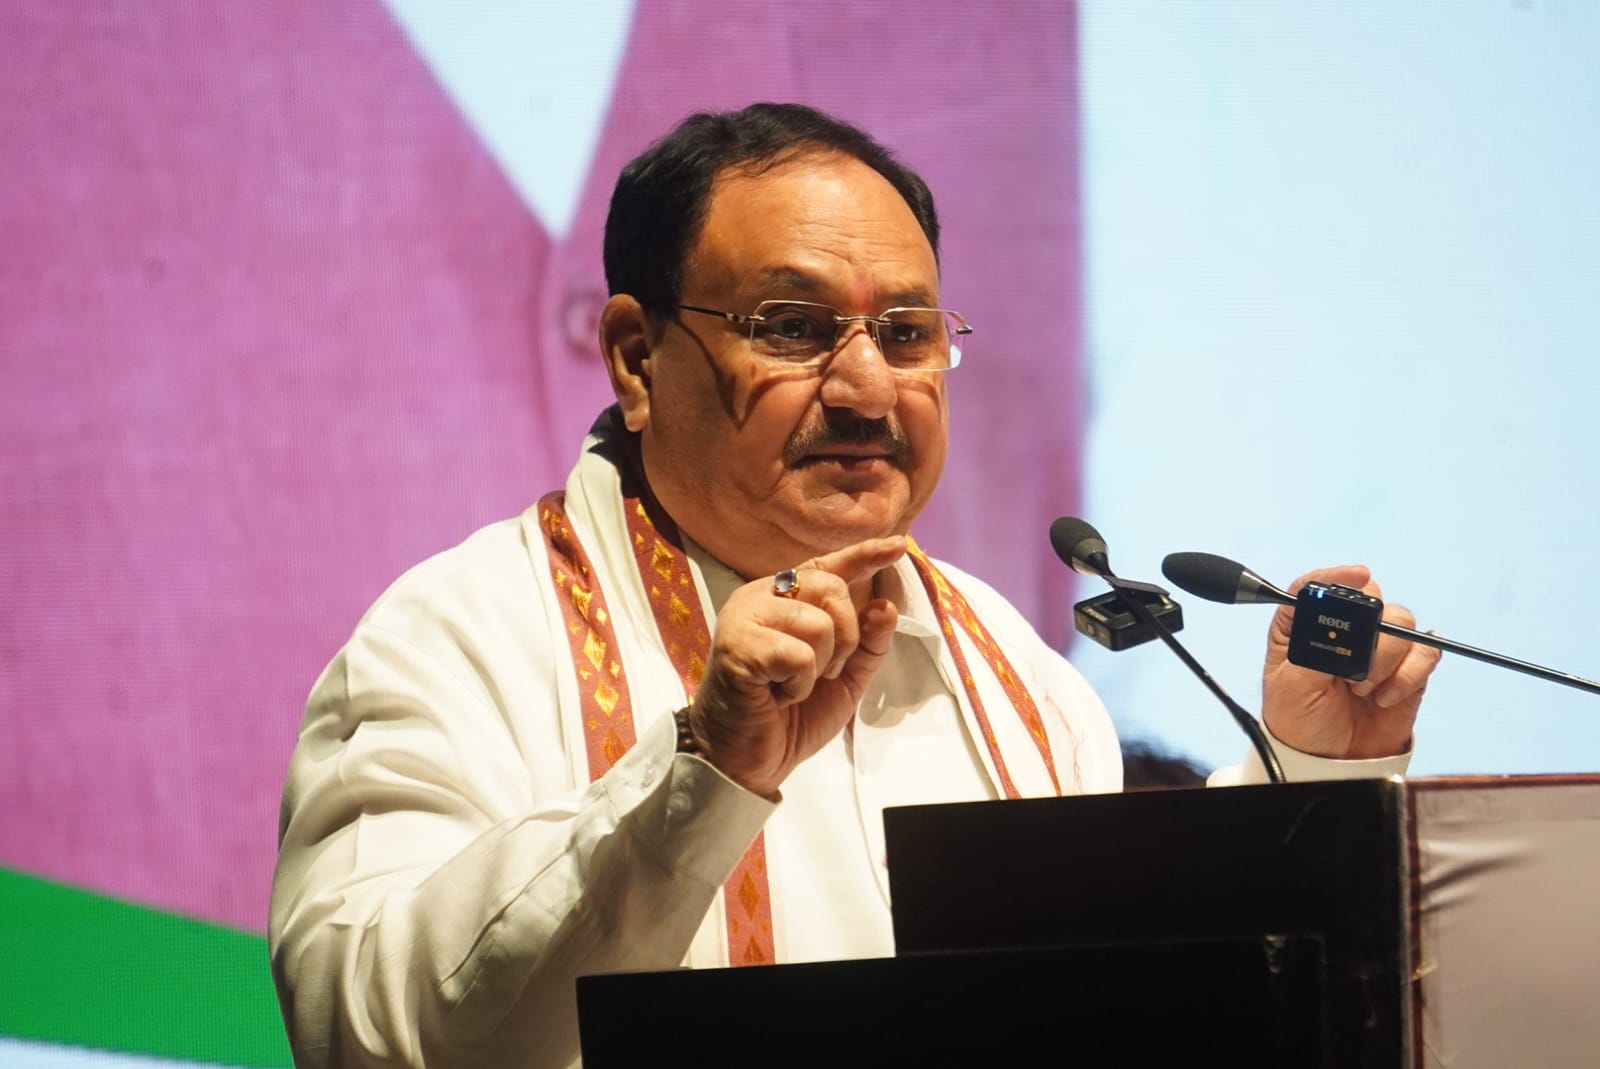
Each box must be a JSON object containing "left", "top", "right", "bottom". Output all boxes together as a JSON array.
[{"left": 772, "top": 568, "right": 801, "bottom": 598}]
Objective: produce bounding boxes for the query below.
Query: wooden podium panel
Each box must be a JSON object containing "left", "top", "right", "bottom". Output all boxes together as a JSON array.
[{"left": 1405, "top": 775, "right": 1600, "bottom": 1068}]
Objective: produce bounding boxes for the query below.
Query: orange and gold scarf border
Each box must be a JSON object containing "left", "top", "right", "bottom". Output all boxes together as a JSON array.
[
  {"left": 905, "top": 536, "right": 1067, "bottom": 799},
  {"left": 538, "top": 489, "right": 775, "bottom": 966}
]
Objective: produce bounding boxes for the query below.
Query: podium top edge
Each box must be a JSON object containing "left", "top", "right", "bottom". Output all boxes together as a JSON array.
[{"left": 1405, "top": 772, "right": 1600, "bottom": 791}]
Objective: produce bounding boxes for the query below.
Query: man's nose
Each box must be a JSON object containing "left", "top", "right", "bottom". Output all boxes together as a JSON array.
[{"left": 818, "top": 323, "right": 897, "bottom": 417}]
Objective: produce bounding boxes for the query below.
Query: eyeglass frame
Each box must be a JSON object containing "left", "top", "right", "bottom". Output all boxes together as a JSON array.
[{"left": 675, "top": 300, "right": 973, "bottom": 371}]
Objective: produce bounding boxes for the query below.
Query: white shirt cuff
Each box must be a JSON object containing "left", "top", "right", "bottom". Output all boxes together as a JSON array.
[{"left": 1208, "top": 725, "right": 1412, "bottom": 786}]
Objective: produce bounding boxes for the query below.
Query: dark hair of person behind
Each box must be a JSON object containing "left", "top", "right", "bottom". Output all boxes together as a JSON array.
[
  {"left": 1121, "top": 739, "right": 1209, "bottom": 792},
  {"left": 603, "top": 102, "right": 941, "bottom": 319}
]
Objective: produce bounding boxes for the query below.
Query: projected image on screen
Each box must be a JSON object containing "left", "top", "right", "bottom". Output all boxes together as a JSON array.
[{"left": 3, "top": 2, "right": 1079, "bottom": 1064}]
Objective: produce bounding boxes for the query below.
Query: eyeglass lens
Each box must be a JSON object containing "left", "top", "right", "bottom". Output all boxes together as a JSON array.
[{"left": 749, "top": 302, "right": 960, "bottom": 370}]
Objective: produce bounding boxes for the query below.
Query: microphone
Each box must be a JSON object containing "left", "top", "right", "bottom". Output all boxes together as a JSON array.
[
  {"left": 1050, "top": 519, "right": 1285, "bottom": 783},
  {"left": 1162, "top": 551, "right": 1600, "bottom": 699},
  {"left": 1049, "top": 516, "right": 1111, "bottom": 579},
  {"left": 1161, "top": 552, "right": 1292, "bottom": 607}
]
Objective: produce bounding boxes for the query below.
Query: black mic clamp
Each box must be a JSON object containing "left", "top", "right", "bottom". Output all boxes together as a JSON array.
[{"left": 1074, "top": 581, "right": 1185, "bottom": 653}]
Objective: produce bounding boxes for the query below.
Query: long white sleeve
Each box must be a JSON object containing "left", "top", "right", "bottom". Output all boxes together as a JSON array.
[{"left": 268, "top": 524, "right": 773, "bottom": 1069}]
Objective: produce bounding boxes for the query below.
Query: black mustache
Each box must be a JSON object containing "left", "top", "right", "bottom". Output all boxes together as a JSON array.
[{"left": 786, "top": 413, "right": 912, "bottom": 469}]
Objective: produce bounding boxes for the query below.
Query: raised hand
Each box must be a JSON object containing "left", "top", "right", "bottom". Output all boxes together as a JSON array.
[
  {"left": 1262, "top": 564, "right": 1441, "bottom": 760},
  {"left": 687, "top": 536, "right": 906, "bottom": 797}
]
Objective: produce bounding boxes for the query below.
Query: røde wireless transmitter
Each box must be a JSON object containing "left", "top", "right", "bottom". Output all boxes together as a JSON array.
[{"left": 1288, "top": 582, "right": 1382, "bottom": 680}]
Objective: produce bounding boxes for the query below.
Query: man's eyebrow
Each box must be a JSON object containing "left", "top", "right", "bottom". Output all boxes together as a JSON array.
[
  {"left": 887, "top": 287, "right": 938, "bottom": 307},
  {"left": 751, "top": 269, "right": 939, "bottom": 308},
  {"left": 752, "top": 267, "right": 821, "bottom": 293}
]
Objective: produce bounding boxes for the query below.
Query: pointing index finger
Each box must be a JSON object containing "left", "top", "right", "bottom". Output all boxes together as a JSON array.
[{"left": 805, "top": 536, "right": 908, "bottom": 586}]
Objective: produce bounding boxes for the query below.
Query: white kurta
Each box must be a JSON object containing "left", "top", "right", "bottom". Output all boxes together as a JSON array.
[{"left": 269, "top": 418, "right": 1406, "bottom": 1069}]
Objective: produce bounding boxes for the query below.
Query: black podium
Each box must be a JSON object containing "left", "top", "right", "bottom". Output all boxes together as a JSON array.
[
  {"left": 577, "top": 775, "right": 1600, "bottom": 1068},
  {"left": 577, "top": 935, "right": 1326, "bottom": 1066}
]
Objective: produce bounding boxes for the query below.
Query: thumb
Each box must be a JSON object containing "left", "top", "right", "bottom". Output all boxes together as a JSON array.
[
  {"left": 836, "top": 599, "right": 898, "bottom": 703},
  {"left": 1267, "top": 603, "right": 1295, "bottom": 661}
]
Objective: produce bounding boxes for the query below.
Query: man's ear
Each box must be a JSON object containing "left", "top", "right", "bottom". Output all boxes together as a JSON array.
[{"left": 599, "top": 294, "right": 657, "bottom": 433}]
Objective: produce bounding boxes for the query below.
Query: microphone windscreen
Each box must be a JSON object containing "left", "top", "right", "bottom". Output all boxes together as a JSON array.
[
  {"left": 1049, "top": 516, "right": 1109, "bottom": 576},
  {"left": 1162, "top": 552, "right": 1249, "bottom": 604}
]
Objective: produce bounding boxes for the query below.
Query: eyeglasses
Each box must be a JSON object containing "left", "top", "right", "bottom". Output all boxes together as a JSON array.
[{"left": 676, "top": 300, "right": 973, "bottom": 371}]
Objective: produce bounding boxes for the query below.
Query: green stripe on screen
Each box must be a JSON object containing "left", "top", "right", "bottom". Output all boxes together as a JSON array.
[{"left": 0, "top": 868, "right": 291, "bottom": 1068}]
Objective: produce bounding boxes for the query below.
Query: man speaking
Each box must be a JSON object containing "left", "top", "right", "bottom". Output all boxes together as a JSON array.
[{"left": 270, "top": 103, "right": 1438, "bottom": 1068}]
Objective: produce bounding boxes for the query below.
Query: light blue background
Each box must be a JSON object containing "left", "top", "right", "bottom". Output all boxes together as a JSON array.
[{"left": 1076, "top": 0, "right": 1600, "bottom": 774}]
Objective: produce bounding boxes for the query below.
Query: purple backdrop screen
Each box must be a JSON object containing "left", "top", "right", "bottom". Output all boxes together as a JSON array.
[{"left": 1, "top": 1, "right": 1081, "bottom": 944}]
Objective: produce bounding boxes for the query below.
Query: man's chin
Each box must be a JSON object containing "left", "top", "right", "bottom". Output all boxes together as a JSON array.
[{"left": 788, "top": 490, "right": 912, "bottom": 549}]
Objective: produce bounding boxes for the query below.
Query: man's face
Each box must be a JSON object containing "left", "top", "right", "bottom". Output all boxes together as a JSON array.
[{"left": 627, "top": 151, "right": 948, "bottom": 579}]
